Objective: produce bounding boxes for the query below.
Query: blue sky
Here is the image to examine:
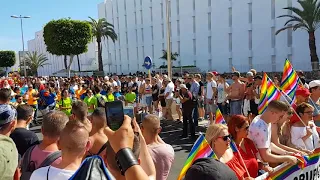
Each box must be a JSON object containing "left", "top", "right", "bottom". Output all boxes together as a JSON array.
[{"left": 0, "top": 0, "right": 103, "bottom": 52}]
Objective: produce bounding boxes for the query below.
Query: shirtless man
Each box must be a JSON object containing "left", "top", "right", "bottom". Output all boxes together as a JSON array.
[
  {"left": 244, "top": 72, "right": 256, "bottom": 116},
  {"left": 226, "top": 71, "right": 245, "bottom": 115}
]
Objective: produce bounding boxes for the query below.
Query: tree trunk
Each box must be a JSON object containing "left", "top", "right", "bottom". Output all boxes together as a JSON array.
[
  {"left": 64, "top": 55, "right": 68, "bottom": 69},
  {"left": 77, "top": 55, "right": 81, "bottom": 72},
  {"left": 67, "top": 55, "right": 74, "bottom": 78},
  {"left": 35, "top": 70, "right": 38, "bottom": 77},
  {"left": 97, "top": 40, "right": 104, "bottom": 72},
  {"left": 309, "top": 31, "right": 319, "bottom": 71}
]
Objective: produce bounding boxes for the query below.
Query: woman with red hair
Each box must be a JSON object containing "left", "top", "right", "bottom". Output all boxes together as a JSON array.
[{"left": 227, "top": 115, "right": 272, "bottom": 177}]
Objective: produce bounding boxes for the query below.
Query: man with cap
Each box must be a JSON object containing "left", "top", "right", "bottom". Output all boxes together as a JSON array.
[
  {"left": 176, "top": 84, "right": 195, "bottom": 138},
  {"left": 0, "top": 104, "right": 19, "bottom": 180},
  {"left": 290, "top": 86, "right": 311, "bottom": 125},
  {"left": 226, "top": 71, "right": 245, "bottom": 115},
  {"left": 185, "top": 158, "right": 237, "bottom": 180},
  {"left": 309, "top": 80, "right": 320, "bottom": 126}
]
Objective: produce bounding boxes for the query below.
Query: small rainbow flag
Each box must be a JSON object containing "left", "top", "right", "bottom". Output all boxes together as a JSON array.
[
  {"left": 267, "top": 77, "right": 281, "bottom": 102},
  {"left": 177, "top": 134, "right": 216, "bottom": 180},
  {"left": 230, "top": 140, "right": 238, "bottom": 153},
  {"left": 281, "top": 59, "right": 299, "bottom": 101},
  {"left": 215, "top": 108, "right": 226, "bottom": 124}
]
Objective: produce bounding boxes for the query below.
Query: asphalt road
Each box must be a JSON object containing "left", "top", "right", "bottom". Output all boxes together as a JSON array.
[{"left": 30, "top": 115, "right": 208, "bottom": 180}]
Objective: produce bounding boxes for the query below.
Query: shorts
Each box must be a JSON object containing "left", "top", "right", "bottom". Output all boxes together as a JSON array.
[
  {"left": 145, "top": 96, "right": 152, "bottom": 106},
  {"left": 205, "top": 98, "right": 217, "bottom": 113},
  {"left": 165, "top": 98, "right": 173, "bottom": 109},
  {"left": 230, "top": 100, "right": 243, "bottom": 115},
  {"left": 198, "top": 99, "right": 204, "bottom": 108},
  {"left": 249, "top": 100, "right": 258, "bottom": 115},
  {"left": 175, "top": 98, "right": 181, "bottom": 105}
]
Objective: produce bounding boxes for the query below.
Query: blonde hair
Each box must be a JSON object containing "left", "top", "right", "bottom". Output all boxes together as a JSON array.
[{"left": 205, "top": 124, "right": 228, "bottom": 145}]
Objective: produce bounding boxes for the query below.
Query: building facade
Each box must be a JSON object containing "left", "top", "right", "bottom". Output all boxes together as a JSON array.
[
  {"left": 27, "top": 30, "right": 98, "bottom": 76},
  {"left": 98, "top": 0, "right": 320, "bottom": 74}
]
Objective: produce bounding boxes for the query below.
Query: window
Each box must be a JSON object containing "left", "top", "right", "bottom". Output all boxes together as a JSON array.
[
  {"left": 271, "top": 27, "right": 275, "bottom": 48},
  {"left": 161, "top": 3, "right": 164, "bottom": 19},
  {"left": 151, "top": 26, "right": 154, "bottom": 40},
  {"left": 228, "top": 8, "right": 232, "bottom": 27},
  {"left": 141, "top": 28, "right": 144, "bottom": 42},
  {"left": 271, "top": 0, "right": 275, "bottom": 19},
  {"left": 248, "top": 57, "right": 253, "bottom": 68},
  {"left": 208, "top": 13, "right": 211, "bottom": 30},
  {"left": 208, "top": 0, "right": 211, "bottom": 7},
  {"left": 140, "top": 0, "right": 142, "bottom": 6},
  {"left": 248, "top": 3, "right": 252, "bottom": 23},
  {"left": 208, "top": 59, "right": 212, "bottom": 70},
  {"left": 208, "top": 36, "right": 212, "bottom": 53},
  {"left": 134, "top": 0, "right": 136, "bottom": 8},
  {"left": 124, "top": 0, "right": 127, "bottom": 11},
  {"left": 119, "top": 49, "right": 122, "bottom": 62},
  {"left": 134, "top": 12, "right": 137, "bottom": 24},
  {"left": 287, "top": 25, "right": 292, "bottom": 47},
  {"left": 249, "top": 30, "right": 252, "bottom": 50},
  {"left": 177, "top": 0, "right": 180, "bottom": 15},
  {"left": 193, "top": 16, "right": 196, "bottom": 33},
  {"left": 177, "top": 41, "right": 180, "bottom": 54},
  {"left": 136, "top": 47, "right": 139, "bottom": 60},
  {"left": 150, "top": 7, "right": 153, "bottom": 22},
  {"left": 194, "top": 60, "right": 196, "bottom": 66},
  {"left": 288, "top": 0, "right": 292, "bottom": 15},
  {"left": 193, "top": 39, "right": 196, "bottom": 55},
  {"left": 162, "top": 24, "right": 164, "bottom": 39},
  {"left": 193, "top": 0, "right": 195, "bottom": 10},
  {"left": 142, "top": 46, "right": 145, "bottom": 57},
  {"left": 140, "top": 10, "right": 143, "bottom": 24},
  {"left": 229, "top": 33, "right": 232, "bottom": 52},
  {"left": 127, "top": 48, "right": 129, "bottom": 60},
  {"left": 177, "top": 20, "right": 180, "bottom": 36},
  {"left": 126, "top": 32, "right": 128, "bottom": 44},
  {"left": 125, "top": 15, "right": 128, "bottom": 29},
  {"left": 135, "top": 29, "right": 138, "bottom": 41}
]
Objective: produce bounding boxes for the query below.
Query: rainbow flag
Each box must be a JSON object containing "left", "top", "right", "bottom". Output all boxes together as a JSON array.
[
  {"left": 177, "top": 134, "right": 216, "bottom": 180},
  {"left": 258, "top": 73, "right": 282, "bottom": 114},
  {"left": 230, "top": 140, "right": 238, "bottom": 153},
  {"left": 281, "top": 59, "right": 299, "bottom": 101},
  {"left": 215, "top": 108, "right": 226, "bottom": 124}
]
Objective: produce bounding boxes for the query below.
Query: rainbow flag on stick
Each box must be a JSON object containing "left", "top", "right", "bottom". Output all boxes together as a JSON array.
[
  {"left": 281, "top": 59, "right": 302, "bottom": 101},
  {"left": 215, "top": 108, "right": 226, "bottom": 124},
  {"left": 177, "top": 134, "right": 216, "bottom": 180}
]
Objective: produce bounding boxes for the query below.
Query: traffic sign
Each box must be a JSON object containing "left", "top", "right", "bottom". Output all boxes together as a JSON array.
[{"left": 143, "top": 56, "right": 152, "bottom": 70}]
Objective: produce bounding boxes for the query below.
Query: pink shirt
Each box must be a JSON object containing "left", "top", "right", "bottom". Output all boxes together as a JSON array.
[
  {"left": 147, "top": 143, "right": 174, "bottom": 180},
  {"left": 29, "top": 145, "right": 61, "bottom": 169}
]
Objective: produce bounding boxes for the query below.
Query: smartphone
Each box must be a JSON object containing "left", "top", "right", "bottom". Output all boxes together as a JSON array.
[
  {"left": 105, "top": 101, "right": 124, "bottom": 131},
  {"left": 123, "top": 106, "right": 134, "bottom": 119}
]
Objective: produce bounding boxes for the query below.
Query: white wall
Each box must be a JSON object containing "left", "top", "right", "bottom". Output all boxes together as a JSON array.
[
  {"left": 27, "top": 30, "right": 97, "bottom": 76},
  {"left": 98, "top": 0, "right": 319, "bottom": 74}
]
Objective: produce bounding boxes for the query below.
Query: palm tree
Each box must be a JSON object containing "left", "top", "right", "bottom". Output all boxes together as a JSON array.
[
  {"left": 276, "top": 0, "right": 320, "bottom": 70},
  {"left": 24, "top": 51, "right": 49, "bottom": 76},
  {"left": 159, "top": 50, "right": 179, "bottom": 61},
  {"left": 88, "top": 17, "right": 117, "bottom": 72}
]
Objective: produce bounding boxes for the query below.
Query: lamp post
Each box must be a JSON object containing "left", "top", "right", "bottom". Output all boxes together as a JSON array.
[
  {"left": 165, "top": 0, "right": 172, "bottom": 78},
  {"left": 11, "top": 15, "right": 31, "bottom": 77}
]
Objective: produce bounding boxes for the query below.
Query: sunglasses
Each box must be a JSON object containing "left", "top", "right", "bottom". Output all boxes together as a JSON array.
[
  {"left": 217, "top": 135, "right": 231, "bottom": 141},
  {"left": 243, "top": 126, "right": 249, "bottom": 131}
]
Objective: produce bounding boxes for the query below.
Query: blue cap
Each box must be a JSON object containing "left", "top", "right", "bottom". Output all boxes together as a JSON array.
[{"left": 0, "top": 104, "right": 17, "bottom": 128}]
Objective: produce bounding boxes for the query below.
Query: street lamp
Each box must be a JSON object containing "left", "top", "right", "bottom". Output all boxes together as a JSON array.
[
  {"left": 11, "top": 15, "right": 31, "bottom": 77},
  {"left": 165, "top": 0, "right": 172, "bottom": 78}
]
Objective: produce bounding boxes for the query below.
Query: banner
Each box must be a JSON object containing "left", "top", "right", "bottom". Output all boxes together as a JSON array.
[{"left": 256, "top": 150, "right": 320, "bottom": 180}]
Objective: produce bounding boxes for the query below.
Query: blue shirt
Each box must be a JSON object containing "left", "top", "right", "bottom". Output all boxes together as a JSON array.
[
  {"left": 190, "top": 81, "right": 200, "bottom": 97},
  {"left": 101, "top": 90, "right": 107, "bottom": 95}
]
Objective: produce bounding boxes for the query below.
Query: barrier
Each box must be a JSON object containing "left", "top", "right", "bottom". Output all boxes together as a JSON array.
[{"left": 256, "top": 149, "right": 320, "bottom": 180}]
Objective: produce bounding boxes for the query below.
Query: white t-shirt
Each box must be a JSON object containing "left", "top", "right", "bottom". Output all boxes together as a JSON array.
[
  {"left": 165, "top": 82, "right": 174, "bottom": 99},
  {"left": 112, "top": 81, "right": 118, "bottom": 87},
  {"left": 30, "top": 166, "right": 76, "bottom": 180},
  {"left": 217, "top": 82, "right": 229, "bottom": 103},
  {"left": 206, "top": 80, "right": 217, "bottom": 99},
  {"left": 291, "top": 121, "right": 320, "bottom": 151},
  {"left": 248, "top": 115, "right": 271, "bottom": 149}
]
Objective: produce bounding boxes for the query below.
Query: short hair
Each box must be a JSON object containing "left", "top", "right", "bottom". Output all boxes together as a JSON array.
[
  {"left": 205, "top": 124, "right": 228, "bottom": 145},
  {"left": 142, "top": 115, "right": 161, "bottom": 135},
  {"left": 195, "top": 74, "right": 201, "bottom": 79},
  {"left": 206, "top": 72, "right": 214, "bottom": 78},
  {"left": 267, "top": 100, "right": 290, "bottom": 112},
  {"left": 15, "top": 95, "right": 22, "bottom": 100},
  {"left": 42, "top": 111, "right": 69, "bottom": 138},
  {"left": 16, "top": 105, "right": 34, "bottom": 121},
  {"left": 296, "top": 102, "right": 314, "bottom": 117},
  {"left": 93, "top": 86, "right": 102, "bottom": 94},
  {"left": 91, "top": 108, "right": 106, "bottom": 129},
  {"left": 227, "top": 115, "right": 248, "bottom": 139},
  {"left": 72, "top": 101, "right": 88, "bottom": 121},
  {"left": 105, "top": 134, "right": 140, "bottom": 172},
  {"left": 59, "top": 120, "right": 89, "bottom": 154},
  {"left": 0, "top": 88, "right": 12, "bottom": 101}
]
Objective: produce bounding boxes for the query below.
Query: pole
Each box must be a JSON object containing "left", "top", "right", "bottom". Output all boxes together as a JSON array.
[
  {"left": 20, "top": 16, "right": 27, "bottom": 77},
  {"left": 166, "top": 0, "right": 172, "bottom": 78}
]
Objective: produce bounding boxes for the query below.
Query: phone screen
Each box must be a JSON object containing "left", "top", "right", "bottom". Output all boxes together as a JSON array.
[
  {"left": 105, "top": 101, "right": 124, "bottom": 131},
  {"left": 123, "top": 106, "right": 134, "bottom": 119}
]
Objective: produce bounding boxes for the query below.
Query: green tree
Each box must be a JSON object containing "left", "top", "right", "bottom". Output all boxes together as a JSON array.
[
  {"left": 24, "top": 51, "right": 49, "bottom": 77},
  {"left": 88, "top": 17, "right": 117, "bottom": 72},
  {"left": 276, "top": 0, "right": 320, "bottom": 70},
  {"left": 160, "top": 50, "right": 179, "bottom": 61},
  {"left": 43, "top": 18, "right": 92, "bottom": 77},
  {"left": 0, "top": 51, "right": 16, "bottom": 76}
]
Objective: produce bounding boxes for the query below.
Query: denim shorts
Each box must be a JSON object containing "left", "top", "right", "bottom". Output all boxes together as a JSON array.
[
  {"left": 229, "top": 100, "right": 243, "bottom": 115},
  {"left": 145, "top": 96, "right": 152, "bottom": 106}
]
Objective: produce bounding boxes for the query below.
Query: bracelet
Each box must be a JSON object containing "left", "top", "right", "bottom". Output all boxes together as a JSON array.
[{"left": 115, "top": 148, "right": 139, "bottom": 175}]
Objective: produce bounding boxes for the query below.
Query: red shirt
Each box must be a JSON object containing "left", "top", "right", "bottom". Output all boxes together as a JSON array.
[
  {"left": 226, "top": 155, "right": 247, "bottom": 179},
  {"left": 235, "top": 138, "right": 259, "bottom": 178},
  {"left": 290, "top": 104, "right": 300, "bottom": 124},
  {"left": 39, "top": 84, "right": 45, "bottom": 91}
]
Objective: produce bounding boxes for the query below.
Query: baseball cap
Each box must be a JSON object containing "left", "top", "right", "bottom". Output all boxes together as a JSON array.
[
  {"left": 0, "top": 104, "right": 17, "bottom": 130},
  {"left": 212, "top": 71, "right": 219, "bottom": 76},
  {"left": 246, "top": 72, "right": 254, "bottom": 77},
  {"left": 180, "top": 84, "right": 187, "bottom": 89},
  {"left": 0, "top": 135, "right": 18, "bottom": 180},
  {"left": 296, "top": 87, "right": 311, "bottom": 97},
  {"left": 232, "top": 71, "right": 240, "bottom": 77},
  {"left": 309, "top": 80, "right": 320, "bottom": 89},
  {"left": 185, "top": 158, "right": 237, "bottom": 180}
]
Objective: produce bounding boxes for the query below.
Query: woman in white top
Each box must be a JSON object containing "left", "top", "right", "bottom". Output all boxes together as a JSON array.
[{"left": 291, "top": 103, "right": 320, "bottom": 151}]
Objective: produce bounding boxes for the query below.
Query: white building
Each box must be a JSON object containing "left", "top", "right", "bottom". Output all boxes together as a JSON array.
[
  {"left": 98, "top": 0, "right": 319, "bottom": 74},
  {"left": 27, "top": 30, "right": 98, "bottom": 76}
]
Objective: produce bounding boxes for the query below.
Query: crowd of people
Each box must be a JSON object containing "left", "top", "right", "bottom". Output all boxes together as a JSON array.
[{"left": 0, "top": 68, "right": 319, "bottom": 180}]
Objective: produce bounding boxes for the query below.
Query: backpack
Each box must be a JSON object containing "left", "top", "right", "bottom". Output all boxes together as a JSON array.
[
  {"left": 20, "top": 145, "right": 61, "bottom": 180},
  {"left": 97, "top": 95, "right": 106, "bottom": 108}
]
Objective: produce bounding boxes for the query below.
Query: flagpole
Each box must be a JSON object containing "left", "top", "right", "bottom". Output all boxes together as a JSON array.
[{"left": 231, "top": 140, "right": 251, "bottom": 178}]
